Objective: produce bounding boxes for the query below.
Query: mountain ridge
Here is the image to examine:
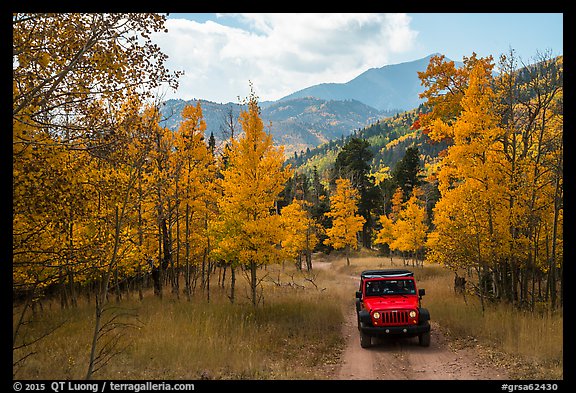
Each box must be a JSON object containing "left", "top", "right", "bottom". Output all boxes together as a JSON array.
[
  {"left": 277, "top": 53, "right": 446, "bottom": 111},
  {"left": 160, "top": 53, "right": 452, "bottom": 155}
]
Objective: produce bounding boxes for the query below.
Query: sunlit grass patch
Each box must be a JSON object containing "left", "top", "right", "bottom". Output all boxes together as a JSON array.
[{"left": 14, "top": 262, "right": 347, "bottom": 380}]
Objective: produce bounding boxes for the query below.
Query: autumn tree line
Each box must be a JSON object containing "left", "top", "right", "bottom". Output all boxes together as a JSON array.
[
  {"left": 338, "top": 52, "right": 563, "bottom": 312},
  {"left": 285, "top": 50, "right": 563, "bottom": 314},
  {"left": 14, "top": 13, "right": 562, "bottom": 325},
  {"left": 426, "top": 52, "right": 563, "bottom": 312}
]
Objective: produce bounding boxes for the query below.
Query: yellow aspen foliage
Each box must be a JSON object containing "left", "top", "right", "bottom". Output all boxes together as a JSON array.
[
  {"left": 324, "top": 178, "right": 365, "bottom": 264},
  {"left": 13, "top": 13, "right": 180, "bottom": 301},
  {"left": 375, "top": 188, "right": 427, "bottom": 264},
  {"left": 372, "top": 166, "right": 390, "bottom": 186},
  {"left": 84, "top": 96, "right": 160, "bottom": 278},
  {"left": 374, "top": 187, "right": 401, "bottom": 252},
  {"left": 215, "top": 88, "right": 292, "bottom": 305},
  {"left": 373, "top": 214, "right": 394, "bottom": 247},
  {"left": 171, "top": 102, "right": 218, "bottom": 270},
  {"left": 426, "top": 62, "right": 513, "bottom": 272},
  {"left": 280, "top": 199, "right": 320, "bottom": 264},
  {"left": 416, "top": 53, "right": 494, "bottom": 142},
  {"left": 390, "top": 186, "right": 404, "bottom": 221},
  {"left": 13, "top": 93, "right": 160, "bottom": 298},
  {"left": 390, "top": 192, "right": 428, "bottom": 257},
  {"left": 13, "top": 139, "right": 91, "bottom": 291},
  {"left": 13, "top": 13, "right": 181, "bottom": 140},
  {"left": 437, "top": 63, "right": 507, "bottom": 193},
  {"left": 217, "top": 95, "right": 291, "bottom": 259}
]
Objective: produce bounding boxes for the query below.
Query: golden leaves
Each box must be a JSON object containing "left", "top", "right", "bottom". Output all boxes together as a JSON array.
[
  {"left": 323, "top": 178, "right": 365, "bottom": 251},
  {"left": 214, "top": 92, "right": 292, "bottom": 267},
  {"left": 280, "top": 200, "right": 320, "bottom": 260},
  {"left": 424, "top": 52, "right": 563, "bottom": 277}
]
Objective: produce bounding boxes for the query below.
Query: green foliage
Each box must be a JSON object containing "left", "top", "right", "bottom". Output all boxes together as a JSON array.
[{"left": 289, "top": 106, "right": 444, "bottom": 182}]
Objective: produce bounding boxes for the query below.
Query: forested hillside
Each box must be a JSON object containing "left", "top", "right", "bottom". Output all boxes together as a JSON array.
[
  {"left": 160, "top": 96, "right": 390, "bottom": 157},
  {"left": 286, "top": 105, "right": 450, "bottom": 182}
]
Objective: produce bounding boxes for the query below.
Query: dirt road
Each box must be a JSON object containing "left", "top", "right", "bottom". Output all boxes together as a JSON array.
[
  {"left": 336, "top": 306, "right": 510, "bottom": 380},
  {"left": 313, "top": 259, "right": 511, "bottom": 380}
]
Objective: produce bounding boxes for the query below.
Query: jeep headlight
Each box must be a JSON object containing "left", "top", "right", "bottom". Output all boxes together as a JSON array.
[
  {"left": 373, "top": 312, "right": 381, "bottom": 319},
  {"left": 409, "top": 310, "right": 417, "bottom": 318}
]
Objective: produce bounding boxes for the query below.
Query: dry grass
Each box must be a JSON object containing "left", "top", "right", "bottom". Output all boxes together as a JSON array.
[
  {"left": 13, "top": 263, "right": 347, "bottom": 380},
  {"left": 419, "top": 268, "right": 563, "bottom": 379},
  {"left": 13, "top": 250, "right": 563, "bottom": 380}
]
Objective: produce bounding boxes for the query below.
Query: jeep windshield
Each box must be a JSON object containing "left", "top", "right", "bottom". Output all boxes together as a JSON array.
[{"left": 365, "top": 279, "right": 416, "bottom": 296}]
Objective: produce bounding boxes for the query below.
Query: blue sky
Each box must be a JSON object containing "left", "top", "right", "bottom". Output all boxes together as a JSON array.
[{"left": 152, "top": 13, "right": 563, "bottom": 104}]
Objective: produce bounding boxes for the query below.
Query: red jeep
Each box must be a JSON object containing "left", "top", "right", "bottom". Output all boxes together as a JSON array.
[{"left": 355, "top": 269, "right": 431, "bottom": 348}]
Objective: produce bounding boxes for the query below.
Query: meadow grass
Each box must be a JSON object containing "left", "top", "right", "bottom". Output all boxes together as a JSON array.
[
  {"left": 419, "top": 268, "right": 563, "bottom": 379},
  {"left": 13, "top": 251, "right": 563, "bottom": 380},
  {"left": 13, "top": 264, "right": 347, "bottom": 380}
]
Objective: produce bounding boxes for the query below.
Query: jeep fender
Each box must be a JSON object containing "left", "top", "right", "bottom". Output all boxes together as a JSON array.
[
  {"left": 418, "top": 307, "right": 430, "bottom": 324},
  {"left": 358, "top": 309, "right": 372, "bottom": 324},
  {"left": 355, "top": 298, "right": 362, "bottom": 313}
]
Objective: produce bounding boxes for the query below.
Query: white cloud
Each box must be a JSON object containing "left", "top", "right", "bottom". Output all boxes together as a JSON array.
[{"left": 152, "top": 13, "right": 418, "bottom": 103}]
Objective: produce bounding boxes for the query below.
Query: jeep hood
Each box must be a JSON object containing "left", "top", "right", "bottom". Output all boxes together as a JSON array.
[{"left": 363, "top": 296, "right": 418, "bottom": 311}]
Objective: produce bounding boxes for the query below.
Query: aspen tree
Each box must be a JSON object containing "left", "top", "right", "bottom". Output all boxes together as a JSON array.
[
  {"left": 171, "top": 103, "right": 217, "bottom": 300},
  {"left": 374, "top": 187, "right": 402, "bottom": 263},
  {"left": 495, "top": 51, "right": 563, "bottom": 308},
  {"left": 85, "top": 96, "right": 160, "bottom": 379},
  {"left": 324, "top": 178, "right": 365, "bottom": 265},
  {"left": 390, "top": 190, "right": 428, "bottom": 267},
  {"left": 374, "top": 214, "right": 395, "bottom": 264},
  {"left": 426, "top": 62, "right": 509, "bottom": 310},
  {"left": 216, "top": 88, "right": 292, "bottom": 306},
  {"left": 280, "top": 199, "right": 320, "bottom": 270}
]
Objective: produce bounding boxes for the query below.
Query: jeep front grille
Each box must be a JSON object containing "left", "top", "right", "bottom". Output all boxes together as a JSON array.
[{"left": 378, "top": 310, "right": 410, "bottom": 325}]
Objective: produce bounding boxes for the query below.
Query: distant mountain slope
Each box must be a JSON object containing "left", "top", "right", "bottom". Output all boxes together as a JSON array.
[
  {"left": 285, "top": 107, "right": 447, "bottom": 180},
  {"left": 160, "top": 97, "right": 388, "bottom": 156},
  {"left": 287, "top": 54, "right": 562, "bottom": 181},
  {"left": 278, "top": 53, "right": 450, "bottom": 112},
  {"left": 263, "top": 97, "right": 384, "bottom": 147},
  {"left": 160, "top": 54, "right": 461, "bottom": 156}
]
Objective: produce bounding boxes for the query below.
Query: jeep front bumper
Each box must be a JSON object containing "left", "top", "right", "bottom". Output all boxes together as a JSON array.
[{"left": 359, "top": 323, "right": 430, "bottom": 336}]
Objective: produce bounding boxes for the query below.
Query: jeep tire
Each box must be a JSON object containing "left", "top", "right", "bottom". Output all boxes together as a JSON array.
[
  {"left": 360, "top": 328, "right": 371, "bottom": 348},
  {"left": 418, "top": 322, "right": 431, "bottom": 347}
]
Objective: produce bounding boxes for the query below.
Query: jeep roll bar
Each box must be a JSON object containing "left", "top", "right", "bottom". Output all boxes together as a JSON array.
[{"left": 360, "top": 269, "right": 414, "bottom": 279}]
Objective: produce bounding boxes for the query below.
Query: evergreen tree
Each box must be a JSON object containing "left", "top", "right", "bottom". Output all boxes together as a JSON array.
[
  {"left": 390, "top": 146, "right": 424, "bottom": 202},
  {"left": 310, "top": 166, "right": 330, "bottom": 251},
  {"left": 208, "top": 131, "right": 216, "bottom": 156},
  {"left": 332, "top": 137, "right": 381, "bottom": 248}
]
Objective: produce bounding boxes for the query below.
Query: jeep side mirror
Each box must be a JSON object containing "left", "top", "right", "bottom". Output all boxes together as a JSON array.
[
  {"left": 355, "top": 291, "right": 362, "bottom": 299},
  {"left": 418, "top": 288, "right": 426, "bottom": 297}
]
